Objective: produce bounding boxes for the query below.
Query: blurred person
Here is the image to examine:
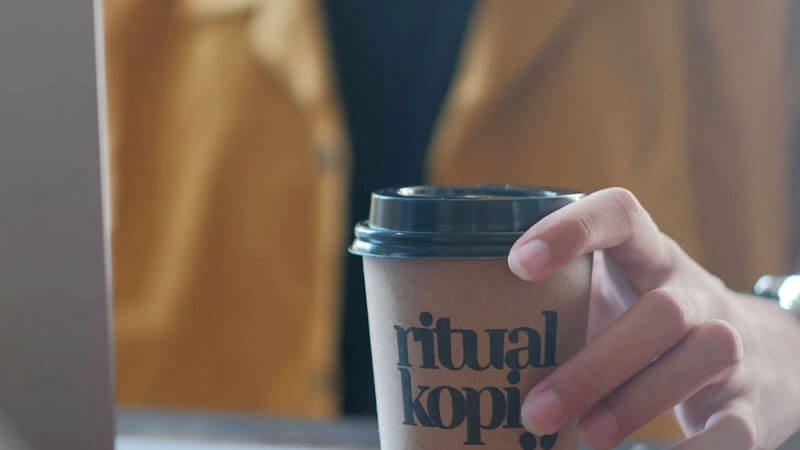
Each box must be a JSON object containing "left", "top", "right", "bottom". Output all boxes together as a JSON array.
[{"left": 104, "top": 0, "right": 799, "bottom": 447}]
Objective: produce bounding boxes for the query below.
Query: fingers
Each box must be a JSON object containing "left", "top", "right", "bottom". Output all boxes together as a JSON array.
[
  {"left": 670, "top": 401, "right": 757, "bottom": 450},
  {"left": 521, "top": 288, "right": 700, "bottom": 435},
  {"left": 578, "top": 320, "right": 744, "bottom": 449},
  {"left": 508, "top": 187, "right": 676, "bottom": 292}
]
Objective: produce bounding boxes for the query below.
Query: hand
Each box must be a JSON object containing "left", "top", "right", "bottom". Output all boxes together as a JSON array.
[{"left": 507, "top": 187, "right": 800, "bottom": 449}]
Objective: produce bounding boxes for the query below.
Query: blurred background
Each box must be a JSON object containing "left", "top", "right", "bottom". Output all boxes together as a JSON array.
[{"left": 103, "top": 0, "right": 799, "bottom": 446}]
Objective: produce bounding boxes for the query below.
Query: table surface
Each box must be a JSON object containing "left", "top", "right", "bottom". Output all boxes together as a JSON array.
[
  {"left": 116, "top": 409, "right": 800, "bottom": 450},
  {"left": 117, "top": 409, "right": 379, "bottom": 449},
  {"left": 115, "top": 409, "right": 661, "bottom": 450}
]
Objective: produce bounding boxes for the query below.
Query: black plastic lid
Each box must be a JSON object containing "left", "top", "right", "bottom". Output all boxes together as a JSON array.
[{"left": 349, "top": 185, "right": 582, "bottom": 258}]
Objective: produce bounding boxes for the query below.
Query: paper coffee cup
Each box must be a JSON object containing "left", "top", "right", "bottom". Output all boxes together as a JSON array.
[{"left": 350, "top": 185, "right": 591, "bottom": 450}]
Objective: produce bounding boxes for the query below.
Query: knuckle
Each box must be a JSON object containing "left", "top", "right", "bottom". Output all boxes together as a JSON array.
[
  {"left": 573, "top": 358, "right": 607, "bottom": 395},
  {"left": 705, "top": 273, "right": 729, "bottom": 292},
  {"left": 697, "top": 320, "right": 744, "bottom": 370},
  {"left": 579, "top": 404, "right": 624, "bottom": 447},
  {"left": 566, "top": 359, "right": 611, "bottom": 408},
  {"left": 610, "top": 397, "right": 653, "bottom": 435},
  {"left": 543, "top": 215, "right": 592, "bottom": 265},
  {"left": 576, "top": 214, "right": 592, "bottom": 242},
  {"left": 606, "top": 187, "right": 643, "bottom": 229},
  {"left": 558, "top": 216, "right": 592, "bottom": 255},
  {"left": 647, "top": 287, "right": 693, "bottom": 337}
]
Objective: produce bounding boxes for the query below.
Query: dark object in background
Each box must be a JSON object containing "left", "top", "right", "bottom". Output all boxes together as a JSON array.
[{"left": 323, "top": 1, "right": 477, "bottom": 415}]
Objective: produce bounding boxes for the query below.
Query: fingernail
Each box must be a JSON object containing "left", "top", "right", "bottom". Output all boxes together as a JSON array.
[
  {"left": 508, "top": 239, "right": 551, "bottom": 281},
  {"left": 521, "top": 388, "right": 563, "bottom": 435},
  {"left": 579, "top": 406, "right": 618, "bottom": 448}
]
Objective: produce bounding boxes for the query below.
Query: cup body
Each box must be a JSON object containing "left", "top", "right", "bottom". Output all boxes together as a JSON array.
[
  {"left": 351, "top": 185, "right": 590, "bottom": 449},
  {"left": 363, "top": 256, "right": 591, "bottom": 449}
]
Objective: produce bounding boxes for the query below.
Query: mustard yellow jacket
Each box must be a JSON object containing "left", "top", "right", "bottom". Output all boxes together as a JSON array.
[{"left": 105, "top": 0, "right": 796, "bottom": 441}]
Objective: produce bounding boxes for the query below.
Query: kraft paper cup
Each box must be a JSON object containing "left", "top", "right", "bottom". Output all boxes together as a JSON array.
[{"left": 351, "top": 185, "right": 591, "bottom": 450}]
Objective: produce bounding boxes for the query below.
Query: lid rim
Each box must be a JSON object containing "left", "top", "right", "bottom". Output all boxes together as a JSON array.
[
  {"left": 372, "top": 184, "right": 583, "bottom": 202},
  {"left": 353, "top": 185, "right": 583, "bottom": 258}
]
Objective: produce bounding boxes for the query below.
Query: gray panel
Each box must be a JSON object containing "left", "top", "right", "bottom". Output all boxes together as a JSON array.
[{"left": 0, "top": 0, "right": 114, "bottom": 449}]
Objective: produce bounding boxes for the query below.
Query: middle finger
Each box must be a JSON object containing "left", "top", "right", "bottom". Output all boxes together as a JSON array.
[
  {"left": 521, "top": 287, "right": 701, "bottom": 435},
  {"left": 579, "top": 319, "right": 743, "bottom": 449}
]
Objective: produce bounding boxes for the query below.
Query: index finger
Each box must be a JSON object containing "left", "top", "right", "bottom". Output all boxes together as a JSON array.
[{"left": 508, "top": 187, "right": 676, "bottom": 293}]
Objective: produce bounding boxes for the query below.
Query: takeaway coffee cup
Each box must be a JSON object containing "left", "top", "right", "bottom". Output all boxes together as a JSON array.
[{"left": 350, "top": 185, "right": 591, "bottom": 450}]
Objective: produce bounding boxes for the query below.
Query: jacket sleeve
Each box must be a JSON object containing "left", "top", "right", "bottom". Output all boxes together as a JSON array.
[{"left": 684, "top": 0, "right": 795, "bottom": 285}]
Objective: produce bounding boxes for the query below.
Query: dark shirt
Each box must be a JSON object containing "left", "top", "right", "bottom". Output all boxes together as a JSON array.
[{"left": 323, "top": 1, "right": 477, "bottom": 414}]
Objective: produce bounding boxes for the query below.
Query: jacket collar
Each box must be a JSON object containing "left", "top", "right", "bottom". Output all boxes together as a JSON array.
[
  {"left": 181, "top": 0, "right": 580, "bottom": 167},
  {"left": 430, "top": 0, "right": 581, "bottom": 169}
]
